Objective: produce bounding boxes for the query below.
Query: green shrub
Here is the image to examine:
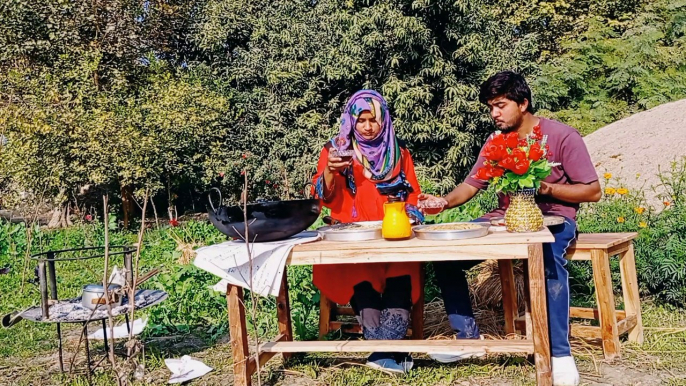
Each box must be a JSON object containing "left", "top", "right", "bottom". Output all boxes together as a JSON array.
[{"left": 576, "top": 159, "right": 686, "bottom": 306}]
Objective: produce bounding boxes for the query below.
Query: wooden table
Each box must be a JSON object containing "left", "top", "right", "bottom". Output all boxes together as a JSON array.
[{"left": 225, "top": 228, "right": 556, "bottom": 386}]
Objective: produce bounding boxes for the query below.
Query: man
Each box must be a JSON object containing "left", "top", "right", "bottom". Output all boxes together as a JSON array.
[{"left": 419, "top": 71, "right": 601, "bottom": 386}]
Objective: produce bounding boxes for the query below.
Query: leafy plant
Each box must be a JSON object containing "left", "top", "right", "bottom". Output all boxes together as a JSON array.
[{"left": 577, "top": 158, "right": 686, "bottom": 306}]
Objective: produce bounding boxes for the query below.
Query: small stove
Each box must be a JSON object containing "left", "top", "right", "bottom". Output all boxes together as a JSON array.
[{"left": 24, "top": 246, "right": 168, "bottom": 375}]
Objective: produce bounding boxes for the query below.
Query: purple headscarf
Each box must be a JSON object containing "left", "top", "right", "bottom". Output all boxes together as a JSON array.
[{"left": 333, "top": 90, "right": 401, "bottom": 182}]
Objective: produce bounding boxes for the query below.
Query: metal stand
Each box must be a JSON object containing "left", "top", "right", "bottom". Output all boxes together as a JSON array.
[{"left": 33, "top": 246, "right": 136, "bottom": 375}]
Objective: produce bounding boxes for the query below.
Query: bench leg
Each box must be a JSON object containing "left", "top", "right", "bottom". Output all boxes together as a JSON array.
[
  {"left": 591, "top": 249, "right": 621, "bottom": 359},
  {"left": 277, "top": 267, "right": 294, "bottom": 360},
  {"left": 411, "top": 264, "right": 425, "bottom": 339},
  {"left": 318, "top": 293, "right": 334, "bottom": 339},
  {"left": 619, "top": 243, "right": 644, "bottom": 344},
  {"left": 499, "top": 260, "right": 518, "bottom": 335},
  {"left": 227, "top": 284, "right": 252, "bottom": 386},
  {"left": 528, "top": 244, "right": 552, "bottom": 386}
]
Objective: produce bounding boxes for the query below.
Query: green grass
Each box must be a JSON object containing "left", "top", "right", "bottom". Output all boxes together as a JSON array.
[{"left": 1, "top": 302, "right": 684, "bottom": 385}]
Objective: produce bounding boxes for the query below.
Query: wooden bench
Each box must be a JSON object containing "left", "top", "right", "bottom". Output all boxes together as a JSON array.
[
  {"left": 320, "top": 232, "right": 643, "bottom": 361},
  {"left": 512, "top": 232, "right": 643, "bottom": 360}
]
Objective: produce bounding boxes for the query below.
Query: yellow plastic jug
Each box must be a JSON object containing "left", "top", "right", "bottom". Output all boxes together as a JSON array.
[{"left": 382, "top": 197, "right": 412, "bottom": 240}]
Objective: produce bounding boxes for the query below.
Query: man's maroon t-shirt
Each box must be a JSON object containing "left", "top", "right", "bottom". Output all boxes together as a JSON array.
[{"left": 464, "top": 117, "right": 598, "bottom": 220}]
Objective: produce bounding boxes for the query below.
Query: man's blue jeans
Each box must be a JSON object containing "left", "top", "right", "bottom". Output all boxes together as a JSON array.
[{"left": 434, "top": 217, "right": 578, "bottom": 357}]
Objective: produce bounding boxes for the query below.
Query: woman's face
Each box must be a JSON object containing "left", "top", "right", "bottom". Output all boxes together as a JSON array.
[{"left": 355, "top": 110, "right": 382, "bottom": 140}]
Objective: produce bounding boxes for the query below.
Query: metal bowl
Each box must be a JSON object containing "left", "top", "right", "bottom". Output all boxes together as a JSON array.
[
  {"left": 317, "top": 221, "right": 383, "bottom": 241},
  {"left": 413, "top": 222, "right": 491, "bottom": 240}
]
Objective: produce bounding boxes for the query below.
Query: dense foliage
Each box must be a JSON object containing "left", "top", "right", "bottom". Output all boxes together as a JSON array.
[{"left": 2, "top": 0, "right": 684, "bottom": 218}]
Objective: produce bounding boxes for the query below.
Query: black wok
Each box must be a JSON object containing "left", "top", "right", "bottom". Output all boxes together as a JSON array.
[{"left": 207, "top": 188, "right": 322, "bottom": 242}]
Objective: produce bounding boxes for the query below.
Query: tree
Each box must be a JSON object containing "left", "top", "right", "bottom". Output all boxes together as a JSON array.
[
  {"left": 533, "top": 0, "right": 686, "bottom": 134},
  {"left": 193, "top": 0, "right": 539, "bottom": 194}
]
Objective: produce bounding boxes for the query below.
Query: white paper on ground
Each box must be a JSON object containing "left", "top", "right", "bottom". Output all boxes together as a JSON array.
[
  {"left": 88, "top": 317, "right": 148, "bottom": 340},
  {"left": 194, "top": 231, "right": 320, "bottom": 297},
  {"left": 165, "top": 355, "right": 213, "bottom": 384}
]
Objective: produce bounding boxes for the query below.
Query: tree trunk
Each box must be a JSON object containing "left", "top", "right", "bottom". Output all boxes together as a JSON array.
[
  {"left": 121, "top": 184, "right": 135, "bottom": 228},
  {"left": 47, "top": 188, "right": 70, "bottom": 228}
]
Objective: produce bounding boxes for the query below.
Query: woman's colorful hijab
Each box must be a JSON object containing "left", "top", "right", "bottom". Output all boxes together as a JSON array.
[
  {"left": 316, "top": 90, "right": 423, "bottom": 222},
  {"left": 334, "top": 90, "right": 419, "bottom": 202},
  {"left": 334, "top": 90, "right": 402, "bottom": 182}
]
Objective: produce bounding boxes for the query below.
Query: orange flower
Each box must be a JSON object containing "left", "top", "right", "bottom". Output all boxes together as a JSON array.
[
  {"left": 639, "top": 222, "right": 647, "bottom": 228},
  {"left": 617, "top": 188, "right": 628, "bottom": 195},
  {"left": 604, "top": 173, "right": 612, "bottom": 179},
  {"left": 617, "top": 217, "right": 625, "bottom": 223},
  {"left": 605, "top": 187, "right": 616, "bottom": 195},
  {"left": 634, "top": 207, "right": 645, "bottom": 214},
  {"left": 664, "top": 201, "right": 671, "bottom": 206}
]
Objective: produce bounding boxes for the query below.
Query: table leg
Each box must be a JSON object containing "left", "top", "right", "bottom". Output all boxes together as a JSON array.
[
  {"left": 619, "top": 243, "right": 644, "bottom": 344},
  {"left": 227, "top": 283, "right": 252, "bottom": 386},
  {"left": 277, "top": 267, "right": 294, "bottom": 361},
  {"left": 498, "top": 260, "right": 518, "bottom": 335},
  {"left": 522, "top": 260, "right": 533, "bottom": 339},
  {"left": 528, "top": 244, "right": 552, "bottom": 386}
]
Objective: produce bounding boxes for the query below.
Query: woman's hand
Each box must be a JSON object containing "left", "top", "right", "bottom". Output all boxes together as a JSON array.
[
  {"left": 326, "top": 152, "right": 352, "bottom": 173},
  {"left": 321, "top": 151, "right": 352, "bottom": 197},
  {"left": 417, "top": 194, "right": 449, "bottom": 215}
]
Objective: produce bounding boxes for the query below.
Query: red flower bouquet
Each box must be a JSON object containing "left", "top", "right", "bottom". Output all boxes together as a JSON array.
[{"left": 473, "top": 126, "right": 556, "bottom": 194}]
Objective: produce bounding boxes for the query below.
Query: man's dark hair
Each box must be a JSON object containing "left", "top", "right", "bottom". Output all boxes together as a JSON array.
[{"left": 478, "top": 71, "right": 534, "bottom": 113}]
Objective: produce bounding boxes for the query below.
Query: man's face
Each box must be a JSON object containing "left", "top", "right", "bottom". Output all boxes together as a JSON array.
[{"left": 487, "top": 96, "right": 528, "bottom": 131}]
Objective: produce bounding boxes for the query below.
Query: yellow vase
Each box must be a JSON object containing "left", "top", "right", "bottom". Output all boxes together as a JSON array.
[
  {"left": 504, "top": 189, "right": 544, "bottom": 233},
  {"left": 382, "top": 200, "right": 412, "bottom": 240}
]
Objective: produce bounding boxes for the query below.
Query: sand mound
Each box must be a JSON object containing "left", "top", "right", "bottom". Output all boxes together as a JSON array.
[{"left": 583, "top": 99, "right": 686, "bottom": 209}]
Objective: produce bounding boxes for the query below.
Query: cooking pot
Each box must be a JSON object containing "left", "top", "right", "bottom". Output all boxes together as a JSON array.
[
  {"left": 81, "top": 284, "right": 122, "bottom": 310},
  {"left": 207, "top": 188, "right": 321, "bottom": 242}
]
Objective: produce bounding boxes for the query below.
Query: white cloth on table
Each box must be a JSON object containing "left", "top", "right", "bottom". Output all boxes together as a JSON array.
[{"left": 193, "top": 231, "right": 320, "bottom": 297}]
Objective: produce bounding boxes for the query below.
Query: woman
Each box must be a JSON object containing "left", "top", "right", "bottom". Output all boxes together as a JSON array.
[{"left": 312, "top": 90, "right": 423, "bottom": 373}]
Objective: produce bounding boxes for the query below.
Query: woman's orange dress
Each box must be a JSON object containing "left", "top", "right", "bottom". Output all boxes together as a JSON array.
[{"left": 311, "top": 144, "right": 422, "bottom": 305}]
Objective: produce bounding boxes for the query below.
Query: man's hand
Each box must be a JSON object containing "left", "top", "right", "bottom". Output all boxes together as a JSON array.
[
  {"left": 538, "top": 181, "right": 553, "bottom": 196},
  {"left": 417, "top": 194, "right": 449, "bottom": 214},
  {"left": 538, "top": 180, "right": 602, "bottom": 203}
]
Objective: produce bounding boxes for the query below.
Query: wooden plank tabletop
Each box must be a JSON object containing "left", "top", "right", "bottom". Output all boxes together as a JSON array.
[{"left": 287, "top": 228, "right": 554, "bottom": 266}]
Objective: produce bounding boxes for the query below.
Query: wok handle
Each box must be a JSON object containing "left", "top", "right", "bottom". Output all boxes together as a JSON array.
[{"left": 208, "top": 187, "right": 222, "bottom": 212}]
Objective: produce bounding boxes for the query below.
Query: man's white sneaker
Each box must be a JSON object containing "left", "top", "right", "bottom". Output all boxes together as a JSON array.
[
  {"left": 552, "top": 356, "right": 580, "bottom": 386},
  {"left": 428, "top": 336, "right": 486, "bottom": 363}
]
